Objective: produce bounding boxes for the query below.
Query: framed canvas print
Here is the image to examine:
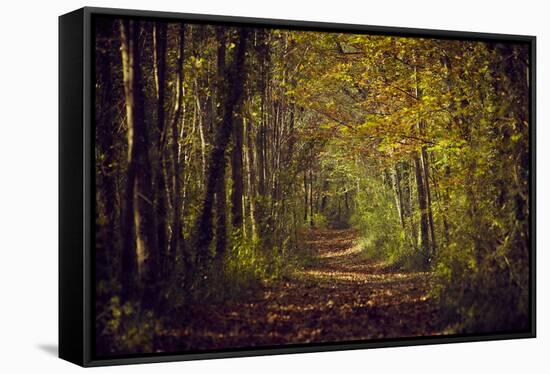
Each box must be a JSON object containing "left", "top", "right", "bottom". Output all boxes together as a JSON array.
[{"left": 59, "top": 7, "right": 536, "bottom": 367}]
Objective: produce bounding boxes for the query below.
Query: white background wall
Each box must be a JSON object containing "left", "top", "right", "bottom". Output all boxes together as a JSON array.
[{"left": 0, "top": 0, "right": 546, "bottom": 372}]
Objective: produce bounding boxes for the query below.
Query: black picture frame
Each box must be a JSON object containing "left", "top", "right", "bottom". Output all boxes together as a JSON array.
[{"left": 59, "top": 6, "right": 536, "bottom": 367}]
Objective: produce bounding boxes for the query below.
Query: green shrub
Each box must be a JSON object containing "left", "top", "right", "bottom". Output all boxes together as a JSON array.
[
  {"left": 350, "top": 179, "right": 419, "bottom": 269},
  {"left": 312, "top": 213, "right": 329, "bottom": 228},
  {"left": 96, "top": 296, "right": 158, "bottom": 355},
  {"left": 434, "top": 239, "right": 529, "bottom": 334}
]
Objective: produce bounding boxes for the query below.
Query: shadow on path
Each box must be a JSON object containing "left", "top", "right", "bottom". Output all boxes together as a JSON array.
[{"left": 159, "top": 228, "right": 441, "bottom": 352}]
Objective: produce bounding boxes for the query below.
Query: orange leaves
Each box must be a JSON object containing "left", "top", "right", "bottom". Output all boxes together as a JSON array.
[{"left": 155, "top": 228, "right": 441, "bottom": 352}]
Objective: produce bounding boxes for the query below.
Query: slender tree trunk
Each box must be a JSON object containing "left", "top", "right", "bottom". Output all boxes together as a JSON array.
[
  {"left": 414, "top": 154, "right": 430, "bottom": 265},
  {"left": 96, "top": 30, "right": 121, "bottom": 282},
  {"left": 195, "top": 28, "right": 249, "bottom": 263},
  {"left": 420, "top": 141, "right": 437, "bottom": 257},
  {"left": 214, "top": 27, "right": 228, "bottom": 258},
  {"left": 303, "top": 170, "right": 308, "bottom": 222},
  {"left": 153, "top": 22, "right": 168, "bottom": 273},
  {"left": 255, "top": 30, "right": 268, "bottom": 239},
  {"left": 309, "top": 168, "right": 314, "bottom": 227},
  {"left": 321, "top": 178, "right": 329, "bottom": 213},
  {"left": 195, "top": 80, "right": 207, "bottom": 183},
  {"left": 413, "top": 60, "right": 434, "bottom": 264},
  {"left": 231, "top": 68, "right": 245, "bottom": 232},
  {"left": 191, "top": 27, "right": 208, "bottom": 185},
  {"left": 119, "top": 19, "right": 138, "bottom": 297},
  {"left": 391, "top": 164, "right": 405, "bottom": 228},
  {"left": 119, "top": 20, "right": 158, "bottom": 298},
  {"left": 430, "top": 158, "right": 450, "bottom": 244},
  {"left": 245, "top": 115, "right": 257, "bottom": 239},
  {"left": 169, "top": 24, "right": 186, "bottom": 262},
  {"left": 315, "top": 171, "right": 322, "bottom": 214},
  {"left": 408, "top": 161, "right": 418, "bottom": 248}
]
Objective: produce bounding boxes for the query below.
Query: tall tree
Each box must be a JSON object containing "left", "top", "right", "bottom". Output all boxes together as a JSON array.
[
  {"left": 153, "top": 21, "right": 168, "bottom": 272},
  {"left": 412, "top": 59, "right": 434, "bottom": 264},
  {"left": 195, "top": 28, "right": 249, "bottom": 263},
  {"left": 214, "top": 27, "right": 228, "bottom": 258},
  {"left": 119, "top": 20, "right": 158, "bottom": 296},
  {"left": 231, "top": 70, "right": 245, "bottom": 233},
  {"left": 169, "top": 24, "right": 186, "bottom": 262},
  {"left": 95, "top": 20, "right": 122, "bottom": 284}
]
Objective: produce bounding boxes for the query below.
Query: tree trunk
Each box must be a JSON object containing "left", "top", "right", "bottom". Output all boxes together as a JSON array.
[
  {"left": 214, "top": 27, "right": 228, "bottom": 258},
  {"left": 255, "top": 29, "right": 269, "bottom": 239},
  {"left": 309, "top": 168, "right": 314, "bottom": 227},
  {"left": 195, "top": 28, "right": 249, "bottom": 263},
  {"left": 420, "top": 142, "right": 437, "bottom": 258},
  {"left": 245, "top": 115, "right": 257, "bottom": 239},
  {"left": 321, "top": 178, "right": 329, "bottom": 213},
  {"left": 153, "top": 22, "right": 168, "bottom": 273},
  {"left": 119, "top": 20, "right": 158, "bottom": 297},
  {"left": 414, "top": 154, "right": 430, "bottom": 265},
  {"left": 169, "top": 24, "right": 186, "bottom": 263},
  {"left": 391, "top": 164, "right": 405, "bottom": 228},
  {"left": 303, "top": 170, "right": 308, "bottom": 222},
  {"left": 119, "top": 19, "right": 138, "bottom": 297},
  {"left": 413, "top": 60, "right": 434, "bottom": 264},
  {"left": 96, "top": 28, "right": 121, "bottom": 283},
  {"left": 231, "top": 67, "right": 245, "bottom": 232}
]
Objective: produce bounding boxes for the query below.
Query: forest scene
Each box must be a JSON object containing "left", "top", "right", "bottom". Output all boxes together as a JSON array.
[{"left": 94, "top": 16, "right": 531, "bottom": 356}]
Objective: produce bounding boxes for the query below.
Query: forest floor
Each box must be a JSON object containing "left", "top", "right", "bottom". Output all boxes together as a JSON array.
[{"left": 159, "top": 228, "right": 442, "bottom": 352}]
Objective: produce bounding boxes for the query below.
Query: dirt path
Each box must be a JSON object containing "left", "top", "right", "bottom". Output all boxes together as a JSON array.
[{"left": 161, "top": 228, "right": 440, "bottom": 351}]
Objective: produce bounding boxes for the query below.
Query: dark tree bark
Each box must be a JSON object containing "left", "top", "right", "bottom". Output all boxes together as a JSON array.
[
  {"left": 231, "top": 41, "right": 245, "bottom": 233},
  {"left": 191, "top": 27, "right": 208, "bottom": 183},
  {"left": 169, "top": 24, "right": 186, "bottom": 262},
  {"left": 119, "top": 19, "right": 138, "bottom": 298},
  {"left": 309, "top": 168, "right": 314, "bottom": 227},
  {"left": 413, "top": 61, "right": 434, "bottom": 264},
  {"left": 430, "top": 159, "right": 450, "bottom": 244},
  {"left": 391, "top": 164, "right": 405, "bottom": 228},
  {"left": 321, "top": 178, "right": 329, "bottom": 213},
  {"left": 414, "top": 154, "right": 430, "bottom": 265},
  {"left": 195, "top": 28, "right": 249, "bottom": 263},
  {"left": 303, "top": 170, "right": 308, "bottom": 222},
  {"left": 153, "top": 22, "right": 168, "bottom": 272},
  {"left": 420, "top": 142, "right": 437, "bottom": 258},
  {"left": 245, "top": 114, "right": 257, "bottom": 239},
  {"left": 214, "top": 27, "right": 228, "bottom": 258},
  {"left": 119, "top": 20, "right": 158, "bottom": 298},
  {"left": 254, "top": 29, "right": 269, "bottom": 240},
  {"left": 96, "top": 22, "right": 121, "bottom": 282}
]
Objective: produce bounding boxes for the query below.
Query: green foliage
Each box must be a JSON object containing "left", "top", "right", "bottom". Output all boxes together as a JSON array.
[
  {"left": 96, "top": 296, "right": 157, "bottom": 355},
  {"left": 94, "top": 19, "right": 530, "bottom": 354},
  {"left": 204, "top": 228, "right": 300, "bottom": 302},
  {"left": 220, "top": 235, "right": 271, "bottom": 297},
  {"left": 434, "top": 239, "right": 529, "bottom": 333},
  {"left": 351, "top": 175, "right": 417, "bottom": 268},
  {"left": 312, "top": 213, "right": 329, "bottom": 228}
]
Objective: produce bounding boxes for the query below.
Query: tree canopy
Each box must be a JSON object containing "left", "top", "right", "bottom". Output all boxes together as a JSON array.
[{"left": 93, "top": 17, "right": 530, "bottom": 355}]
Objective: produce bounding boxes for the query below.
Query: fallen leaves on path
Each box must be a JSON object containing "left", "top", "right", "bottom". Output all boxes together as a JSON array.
[{"left": 157, "top": 229, "right": 441, "bottom": 352}]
